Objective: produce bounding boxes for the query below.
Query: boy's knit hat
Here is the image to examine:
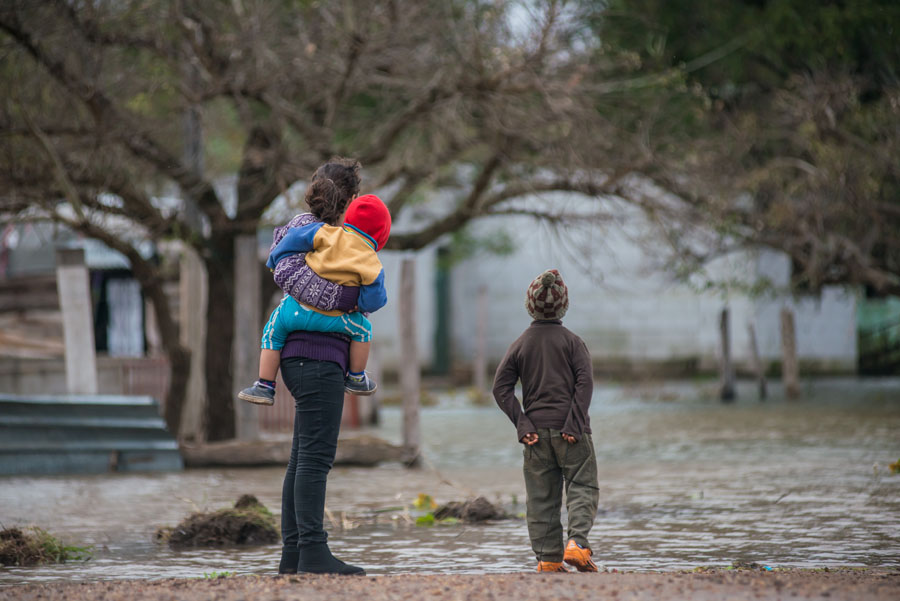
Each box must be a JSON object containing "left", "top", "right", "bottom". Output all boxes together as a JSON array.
[
  {"left": 525, "top": 269, "right": 569, "bottom": 320},
  {"left": 345, "top": 194, "right": 391, "bottom": 250}
]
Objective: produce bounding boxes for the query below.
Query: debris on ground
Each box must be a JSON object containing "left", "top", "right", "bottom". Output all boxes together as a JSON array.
[
  {"left": 433, "top": 497, "right": 509, "bottom": 522},
  {"left": 156, "top": 495, "right": 279, "bottom": 547},
  {"left": 0, "top": 527, "right": 90, "bottom": 566}
]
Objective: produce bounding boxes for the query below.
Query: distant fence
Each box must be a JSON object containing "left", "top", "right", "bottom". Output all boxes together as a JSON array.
[
  {"left": 116, "top": 356, "right": 171, "bottom": 405},
  {"left": 115, "top": 357, "right": 297, "bottom": 433},
  {"left": 115, "top": 357, "right": 298, "bottom": 433}
]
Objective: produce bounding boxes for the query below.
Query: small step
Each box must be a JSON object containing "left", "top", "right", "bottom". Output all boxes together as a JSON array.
[{"left": 0, "top": 393, "right": 182, "bottom": 475}]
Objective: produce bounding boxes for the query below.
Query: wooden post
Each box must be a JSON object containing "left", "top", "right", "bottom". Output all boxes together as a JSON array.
[
  {"left": 473, "top": 285, "right": 488, "bottom": 403},
  {"left": 360, "top": 344, "right": 382, "bottom": 425},
  {"left": 342, "top": 392, "right": 360, "bottom": 429},
  {"left": 233, "top": 234, "right": 260, "bottom": 441},
  {"left": 179, "top": 247, "right": 207, "bottom": 441},
  {"left": 780, "top": 307, "right": 800, "bottom": 399},
  {"left": 718, "top": 307, "right": 736, "bottom": 402},
  {"left": 55, "top": 248, "right": 98, "bottom": 394},
  {"left": 398, "top": 257, "right": 421, "bottom": 467},
  {"left": 747, "top": 322, "right": 767, "bottom": 401}
]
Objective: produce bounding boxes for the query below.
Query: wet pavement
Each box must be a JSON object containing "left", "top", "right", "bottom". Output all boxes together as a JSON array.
[{"left": 1, "top": 379, "right": 898, "bottom": 582}]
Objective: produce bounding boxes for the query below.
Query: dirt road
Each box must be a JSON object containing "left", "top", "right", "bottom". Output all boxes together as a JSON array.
[{"left": 2, "top": 570, "right": 897, "bottom": 601}]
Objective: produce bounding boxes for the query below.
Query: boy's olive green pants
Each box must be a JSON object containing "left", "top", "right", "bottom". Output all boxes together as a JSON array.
[{"left": 523, "top": 428, "right": 599, "bottom": 562}]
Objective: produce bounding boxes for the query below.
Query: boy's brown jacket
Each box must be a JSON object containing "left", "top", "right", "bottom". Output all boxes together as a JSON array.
[{"left": 492, "top": 320, "right": 593, "bottom": 442}]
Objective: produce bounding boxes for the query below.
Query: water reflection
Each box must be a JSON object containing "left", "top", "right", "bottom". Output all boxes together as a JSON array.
[{"left": 1, "top": 380, "right": 898, "bottom": 583}]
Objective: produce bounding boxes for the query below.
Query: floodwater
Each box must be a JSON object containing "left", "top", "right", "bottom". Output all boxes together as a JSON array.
[{"left": 1, "top": 378, "right": 899, "bottom": 582}]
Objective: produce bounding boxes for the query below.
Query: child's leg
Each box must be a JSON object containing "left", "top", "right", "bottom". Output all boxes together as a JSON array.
[
  {"left": 561, "top": 433, "right": 600, "bottom": 548},
  {"left": 523, "top": 428, "right": 565, "bottom": 564},
  {"left": 240, "top": 296, "right": 307, "bottom": 405},
  {"left": 348, "top": 341, "right": 370, "bottom": 374},
  {"left": 338, "top": 314, "right": 377, "bottom": 394},
  {"left": 259, "top": 348, "right": 281, "bottom": 381},
  {"left": 276, "top": 304, "right": 377, "bottom": 394},
  {"left": 560, "top": 432, "right": 600, "bottom": 572}
]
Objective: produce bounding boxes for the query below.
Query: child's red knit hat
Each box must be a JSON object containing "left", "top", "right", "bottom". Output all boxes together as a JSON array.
[{"left": 345, "top": 194, "right": 391, "bottom": 251}]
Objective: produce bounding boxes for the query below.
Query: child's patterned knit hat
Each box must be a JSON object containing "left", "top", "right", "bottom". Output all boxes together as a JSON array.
[
  {"left": 525, "top": 269, "right": 569, "bottom": 320},
  {"left": 345, "top": 194, "right": 391, "bottom": 251}
]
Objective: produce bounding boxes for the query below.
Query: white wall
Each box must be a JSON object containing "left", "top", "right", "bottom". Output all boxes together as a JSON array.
[{"left": 447, "top": 195, "right": 857, "bottom": 370}]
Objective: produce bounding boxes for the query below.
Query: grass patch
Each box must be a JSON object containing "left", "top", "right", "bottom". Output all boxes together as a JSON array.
[
  {"left": 203, "top": 571, "right": 236, "bottom": 579},
  {"left": 0, "top": 527, "right": 92, "bottom": 567}
]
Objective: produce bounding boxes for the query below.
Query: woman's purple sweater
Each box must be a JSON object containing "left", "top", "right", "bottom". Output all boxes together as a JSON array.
[{"left": 270, "top": 213, "right": 357, "bottom": 372}]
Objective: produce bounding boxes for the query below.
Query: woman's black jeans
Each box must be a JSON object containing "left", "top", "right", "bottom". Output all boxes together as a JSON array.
[{"left": 279, "top": 356, "right": 344, "bottom": 553}]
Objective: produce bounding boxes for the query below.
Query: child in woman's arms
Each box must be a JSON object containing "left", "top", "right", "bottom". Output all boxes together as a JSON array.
[{"left": 239, "top": 193, "right": 391, "bottom": 405}]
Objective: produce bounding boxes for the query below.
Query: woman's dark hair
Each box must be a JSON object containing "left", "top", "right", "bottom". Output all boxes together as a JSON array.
[{"left": 305, "top": 158, "right": 361, "bottom": 225}]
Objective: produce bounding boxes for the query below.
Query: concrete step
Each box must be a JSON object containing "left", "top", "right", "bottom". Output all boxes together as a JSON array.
[{"left": 0, "top": 393, "right": 183, "bottom": 475}]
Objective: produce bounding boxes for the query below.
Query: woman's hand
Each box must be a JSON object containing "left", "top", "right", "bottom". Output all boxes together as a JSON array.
[{"left": 562, "top": 433, "right": 576, "bottom": 444}]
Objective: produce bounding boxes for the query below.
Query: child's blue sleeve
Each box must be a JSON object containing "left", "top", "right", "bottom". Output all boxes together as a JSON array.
[
  {"left": 266, "top": 223, "right": 322, "bottom": 269},
  {"left": 357, "top": 269, "right": 387, "bottom": 314}
]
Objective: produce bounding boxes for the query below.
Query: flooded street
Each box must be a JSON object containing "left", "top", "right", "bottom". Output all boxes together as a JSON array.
[{"left": 1, "top": 379, "right": 899, "bottom": 582}]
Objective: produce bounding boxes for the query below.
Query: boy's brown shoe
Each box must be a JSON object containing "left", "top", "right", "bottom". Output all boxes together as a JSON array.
[
  {"left": 536, "top": 561, "right": 569, "bottom": 572},
  {"left": 564, "top": 539, "right": 599, "bottom": 572}
]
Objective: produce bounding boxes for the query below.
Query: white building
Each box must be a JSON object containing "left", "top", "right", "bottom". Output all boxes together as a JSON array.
[{"left": 370, "top": 194, "right": 858, "bottom": 376}]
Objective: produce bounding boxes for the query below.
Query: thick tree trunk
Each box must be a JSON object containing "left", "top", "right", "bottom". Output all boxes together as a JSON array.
[
  {"left": 233, "top": 235, "right": 261, "bottom": 441},
  {"left": 123, "top": 244, "right": 190, "bottom": 437},
  {"left": 203, "top": 236, "right": 237, "bottom": 442}
]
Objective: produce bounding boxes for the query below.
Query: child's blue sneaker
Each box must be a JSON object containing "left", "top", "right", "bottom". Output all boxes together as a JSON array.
[
  {"left": 238, "top": 381, "right": 276, "bottom": 405},
  {"left": 344, "top": 372, "right": 377, "bottom": 396}
]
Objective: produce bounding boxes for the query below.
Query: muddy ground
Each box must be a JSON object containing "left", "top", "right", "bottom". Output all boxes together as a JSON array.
[{"left": 2, "top": 570, "right": 897, "bottom": 601}]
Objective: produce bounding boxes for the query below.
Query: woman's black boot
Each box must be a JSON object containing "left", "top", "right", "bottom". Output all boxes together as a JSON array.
[
  {"left": 297, "top": 543, "right": 365, "bottom": 575},
  {"left": 278, "top": 548, "right": 300, "bottom": 574}
]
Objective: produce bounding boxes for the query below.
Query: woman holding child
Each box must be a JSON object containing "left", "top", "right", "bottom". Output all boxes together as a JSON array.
[{"left": 241, "top": 158, "right": 390, "bottom": 576}]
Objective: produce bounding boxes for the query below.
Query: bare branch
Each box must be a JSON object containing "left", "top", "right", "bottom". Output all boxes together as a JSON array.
[{"left": 0, "top": 15, "right": 229, "bottom": 226}]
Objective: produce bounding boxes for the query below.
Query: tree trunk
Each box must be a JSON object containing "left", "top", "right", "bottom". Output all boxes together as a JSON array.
[
  {"left": 398, "top": 257, "right": 421, "bottom": 468},
  {"left": 179, "top": 248, "right": 207, "bottom": 441},
  {"left": 114, "top": 243, "right": 191, "bottom": 437},
  {"left": 203, "top": 236, "right": 237, "bottom": 442},
  {"left": 233, "top": 234, "right": 260, "bottom": 441}
]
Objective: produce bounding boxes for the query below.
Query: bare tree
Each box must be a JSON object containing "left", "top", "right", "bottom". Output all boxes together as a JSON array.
[
  {"left": 630, "top": 71, "right": 900, "bottom": 297},
  {"left": 0, "top": 0, "right": 661, "bottom": 440}
]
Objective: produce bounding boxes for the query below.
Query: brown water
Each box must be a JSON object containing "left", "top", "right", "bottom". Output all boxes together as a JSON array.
[{"left": 1, "top": 379, "right": 898, "bottom": 582}]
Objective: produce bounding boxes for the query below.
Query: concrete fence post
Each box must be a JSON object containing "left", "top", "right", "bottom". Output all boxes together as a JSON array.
[{"left": 55, "top": 248, "right": 98, "bottom": 394}]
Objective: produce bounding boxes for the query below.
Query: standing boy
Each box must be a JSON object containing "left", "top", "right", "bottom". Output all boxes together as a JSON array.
[{"left": 492, "top": 269, "right": 600, "bottom": 573}]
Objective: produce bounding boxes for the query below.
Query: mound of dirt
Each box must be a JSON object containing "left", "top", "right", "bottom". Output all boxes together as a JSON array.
[
  {"left": 0, "top": 527, "right": 84, "bottom": 566},
  {"left": 158, "top": 495, "right": 279, "bottom": 548},
  {"left": 433, "top": 497, "right": 509, "bottom": 522}
]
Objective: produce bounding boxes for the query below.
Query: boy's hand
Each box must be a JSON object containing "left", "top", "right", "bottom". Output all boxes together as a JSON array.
[
  {"left": 520, "top": 432, "right": 539, "bottom": 446},
  {"left": 562, "top": 433, "right": 577, "bottom": 444}
]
